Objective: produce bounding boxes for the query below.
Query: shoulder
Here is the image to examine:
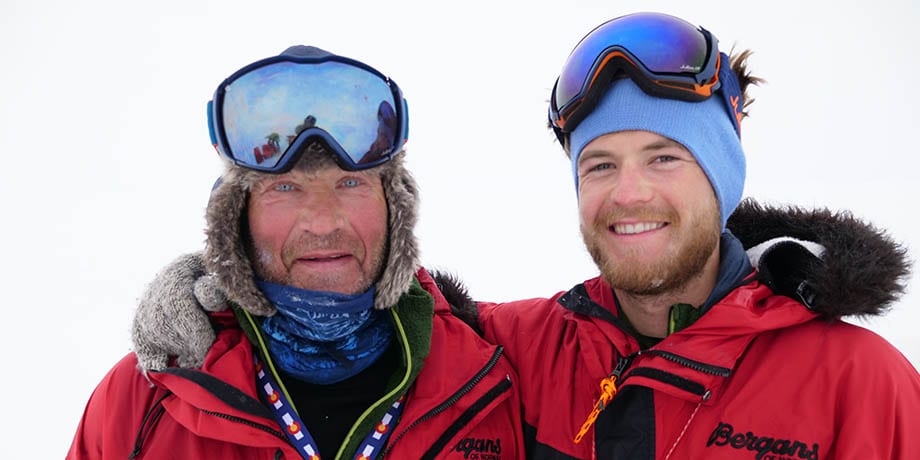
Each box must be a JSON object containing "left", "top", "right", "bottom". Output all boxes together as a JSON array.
[
  {"left": 821, "top": 321, "right": 918, "bottom": 375},
  {"left": 479, "top": 295, "right": 561, "bottom": 321},
  {"left": 760, "top": 318, "right": 920, "bottom": 388},
  {"left": 70, "top": 353, "right": 161, "bottom": 456},
  {"left": 95, "top": 353, "right": 155, "bottom": 391},
  {"left": 784, "top": 319, "right": 906, "bottom": 356},
  {"left": 479, "top": 276, "right": 609, "bottom": 334}
]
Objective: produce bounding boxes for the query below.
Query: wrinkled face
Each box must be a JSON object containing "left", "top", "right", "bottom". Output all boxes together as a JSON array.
[
  {"left": 247, "top": 164, "right": 388, "bottom": 294},
  {"left": 577, "top": 130, "right": 721, "bottom": 296}
]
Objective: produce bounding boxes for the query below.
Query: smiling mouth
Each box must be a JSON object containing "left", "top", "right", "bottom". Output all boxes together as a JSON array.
[
  {"left": 297, "top": 253, "right": 352, "bottom": 263},
  {"left": 611, "top": 222, "right": 667, "bottom": 235}
]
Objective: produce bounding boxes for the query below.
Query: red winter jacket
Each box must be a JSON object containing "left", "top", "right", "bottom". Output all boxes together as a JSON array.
[
  {"left": 68, "top": 269, "right": 524, "bottom": 460},
  {"left": 479, "top": 272, "right": 920, "bottom": 460}
]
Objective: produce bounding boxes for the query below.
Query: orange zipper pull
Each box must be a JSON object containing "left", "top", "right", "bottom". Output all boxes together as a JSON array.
[
  {"left": 574, "top": 355, "right": 633, "bottom": 444},
  {"left": 574, "top": 375, "right": 619, "bottom": 443}
]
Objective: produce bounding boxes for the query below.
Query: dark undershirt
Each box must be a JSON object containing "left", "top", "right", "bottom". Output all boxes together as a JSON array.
[
  {"left": 615, "top": 300, "right": 664, "bottom": 349},
  {"left": 279, "top": 343, "right": 398, "bottom": 457}
]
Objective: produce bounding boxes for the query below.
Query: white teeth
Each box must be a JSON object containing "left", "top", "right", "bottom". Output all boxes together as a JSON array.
[{"left": 613, "top": 222, "right": 665, "bottom": 235}]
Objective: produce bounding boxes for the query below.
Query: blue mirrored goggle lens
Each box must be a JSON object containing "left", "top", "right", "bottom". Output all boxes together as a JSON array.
[
  {"left": 220, "top": 61, "right": 400, "bottom": 170},
  {"left": 554, "top": 12, "right": 710, "bottom": 113}
]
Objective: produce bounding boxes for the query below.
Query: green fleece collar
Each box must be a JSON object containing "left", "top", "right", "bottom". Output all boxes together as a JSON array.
[{"left": 615, "top": 301, "right": 702, "bottom": 350}]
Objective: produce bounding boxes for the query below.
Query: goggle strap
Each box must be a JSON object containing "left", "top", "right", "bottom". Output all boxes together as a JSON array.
[
  {"left": 548, "top": 54, "right": 744, "bottom": 147},
  {"left": 717, "top": 53, "right": 744, "bottom": 138}
]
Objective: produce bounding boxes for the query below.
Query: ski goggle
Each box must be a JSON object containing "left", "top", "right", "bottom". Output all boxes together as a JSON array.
[
  {"left": 549, "top": 12, "right": 742, "bottom": 142},
  {"left": 208, "top": 46, "right": 409, "bottom": 173}
]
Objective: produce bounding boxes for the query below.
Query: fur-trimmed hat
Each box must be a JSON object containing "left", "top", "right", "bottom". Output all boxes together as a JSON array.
[{"left": 203, "top": 142, "right": 420, "bottom": 315}]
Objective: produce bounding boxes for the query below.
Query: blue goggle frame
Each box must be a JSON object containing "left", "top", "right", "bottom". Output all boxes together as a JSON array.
[{"left": 208, "top": 46, "right": 409, "bottom": 173}]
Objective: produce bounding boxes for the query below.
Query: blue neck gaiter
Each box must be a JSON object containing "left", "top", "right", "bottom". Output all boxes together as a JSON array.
[{"left": 256, "top": 280, "right": 393, "bottom": 385}]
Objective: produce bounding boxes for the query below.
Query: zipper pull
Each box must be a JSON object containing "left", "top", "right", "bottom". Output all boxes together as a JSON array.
[{"left": 574, "top": 355, "right": 632, "bottom": 444}]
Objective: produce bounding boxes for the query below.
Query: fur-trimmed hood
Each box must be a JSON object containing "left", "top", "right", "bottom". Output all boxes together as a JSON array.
[
  {"left": 436, "top": 198, "right": 912, "bottom": 325},
  {"left": 727, "top": 198, "right": 911, "bottom": 318}
]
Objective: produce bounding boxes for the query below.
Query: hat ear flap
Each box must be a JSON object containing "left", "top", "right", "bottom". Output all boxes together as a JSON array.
[
  {"left": 373, "top": 153, "right": 420, "bottom": 309},
  {"left": 204, "top": 166, "right": 275, "bottom": 316}
]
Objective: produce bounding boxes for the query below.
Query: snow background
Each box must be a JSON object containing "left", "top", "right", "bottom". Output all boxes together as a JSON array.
[{"left": 1, "top": 0, "right": 917, "bottom": 456}]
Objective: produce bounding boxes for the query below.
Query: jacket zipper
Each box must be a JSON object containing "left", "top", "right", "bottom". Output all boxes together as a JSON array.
[
  {"left": 612, "top": 353, "right": 635, "bottom": 379},
  {"left": 200, "top": 409, "right": 288, "bottom": 440},
  {"left": 612, "top": 350, "right": 728, "bottom": 398},
  {"left": 640, "top": 349, "right": 732, "bottom": 377},
  {"left": 577, "top": 350, "right": 723, "bottom": 443},
  {"left": 130, "top": 392, "right": 171, "bottom": 459},
  {"left": 380, "top": 346, "right": 506, "bottom": 457}
]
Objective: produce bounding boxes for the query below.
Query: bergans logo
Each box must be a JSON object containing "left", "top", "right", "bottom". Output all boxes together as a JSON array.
[
  {"left": 707, "top": 421, "right": 819, "bottom": 460},
  {"left": 453, "top": 437, "right": 502, "bottom": 460}
]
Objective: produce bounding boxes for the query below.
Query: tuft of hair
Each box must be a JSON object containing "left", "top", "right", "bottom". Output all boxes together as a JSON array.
[{"left": 728, "top": 48, "right": 766, "bottom": 120}]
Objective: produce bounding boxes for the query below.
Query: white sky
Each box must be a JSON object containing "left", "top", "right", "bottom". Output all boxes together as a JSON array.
[{"left": 2, "top": 0, "right": 918, "bottom": 456}]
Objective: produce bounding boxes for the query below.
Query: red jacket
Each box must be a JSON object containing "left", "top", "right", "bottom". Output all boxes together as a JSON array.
[
  {"left": 69, "top": 269, "right": 524, "bottom": 460},
  {"left": 479, "top": 274, "right": 920, "bottom": 459}
]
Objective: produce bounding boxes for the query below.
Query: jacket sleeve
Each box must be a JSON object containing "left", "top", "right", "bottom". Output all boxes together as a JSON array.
[
  {"left": 68, "top": 390, "right": 104, "bottom": 459},
  {"left": 67, "top": 354, "right": 160, "bottom": 460},
  {"left": 827, "top": 332, "right": 920, "bottom": 459}
]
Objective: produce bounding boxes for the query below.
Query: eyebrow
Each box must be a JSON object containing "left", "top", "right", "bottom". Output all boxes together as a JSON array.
[
  {"left": 643, "top": 138, "right": 683, "bottom": 151},
  {"left": 578, "top": 137, "right": 684, "bottom": 165}
]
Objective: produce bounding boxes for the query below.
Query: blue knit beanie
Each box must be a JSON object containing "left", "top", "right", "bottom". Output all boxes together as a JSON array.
[{"left": 569, "top": 78, "right": 745, "bottom": 229}]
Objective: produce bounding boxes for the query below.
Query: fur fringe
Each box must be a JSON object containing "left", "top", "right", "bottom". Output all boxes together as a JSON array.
[{"left": 728, "top": 198, "right": 912, "bottom": 318}]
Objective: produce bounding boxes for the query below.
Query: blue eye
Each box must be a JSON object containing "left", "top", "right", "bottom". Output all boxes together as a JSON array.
[
  {"left": 590, "top": 163, "right": 612, "bottom": 172},
  {"left": 273, "top": 183, "right": 295, "bottom": 192},
  {"left": 342, "top": 178, "right": 360, "bottom": 187},
  {"left": 655, "top": 155, "right": 678, "bottom": 163}
]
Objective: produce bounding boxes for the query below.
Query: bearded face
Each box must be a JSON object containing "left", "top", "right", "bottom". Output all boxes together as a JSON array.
[
  {"left": 581, "top": 201, "right": 720, "bottom": 295},
  {"left": 576, "top": 130, "right": 722, "bottom": 296}
]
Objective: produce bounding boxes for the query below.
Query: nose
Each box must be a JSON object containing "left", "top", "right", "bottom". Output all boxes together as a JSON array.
[
  {"left": 609, "top": 163, "right": 653, "bottom": 206},
  {"left": 293, "top": 189, "right": 345, "bottom": 235}
]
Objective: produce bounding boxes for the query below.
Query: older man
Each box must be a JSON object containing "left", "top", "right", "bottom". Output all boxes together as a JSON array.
[{"left": 67, "top": 46, "right": 524, "bottom": 459}]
